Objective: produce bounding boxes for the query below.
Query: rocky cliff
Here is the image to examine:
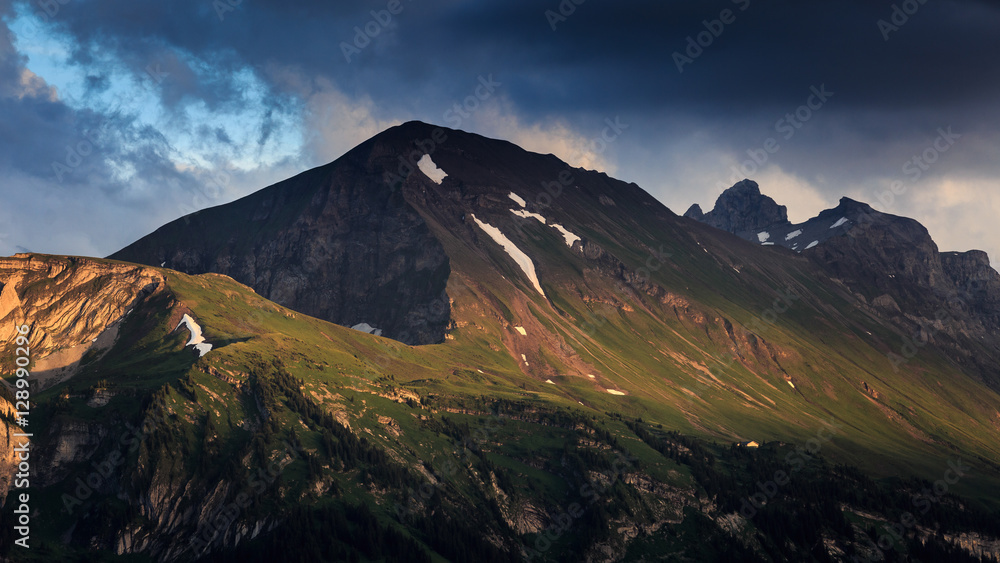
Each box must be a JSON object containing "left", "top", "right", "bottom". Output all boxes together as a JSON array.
[
  {"left": 0, "top": 255, "right": 162, "bottom": 353},
  {"left": 0, "top": 395, "right": 23, "bottom": 507},
  {"left": 684, "top": 179, "right": 790, "bottom": 237},
  {"left": 942, "top": 250, "right": 1000, "bottom": 325},
  {"left": 110, "top": 131, "right": 451, "bottom": 345},
  {"left": 0, "top": 255, "right": 163, "bottom": 390},
  {"left": 686, "top": 186, "right": 1000, "bottom": 387}
]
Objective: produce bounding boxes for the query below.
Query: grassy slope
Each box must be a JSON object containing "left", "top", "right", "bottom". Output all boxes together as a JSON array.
[{"left": 5, "top": 238, "right": 1000, "bottom": 560}]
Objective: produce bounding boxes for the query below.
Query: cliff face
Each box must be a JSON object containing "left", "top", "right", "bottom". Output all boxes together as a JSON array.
[
  {"left": 807, "top": 205, "right": 949, "bottom": 309},
  {"left": 0, "top": 256, "right": 163, "bottom": 504},
  {"left": 942, "top": 250, "right": 1000, "bottom": 324},
  {"left": 684, "top": 179, "right": 790, "bottom": 237},
  {"left": 685, "top": 186, "right": 1000, "bottom": 387},
  {"left": 110, "top": 134, "right": 451, "bottom": 345},
  {"left": 0, "top": 254, "right": 162, "bottom": 359},
  {"left": 0, "top": 397, "right": 24, "bottom": 507}
]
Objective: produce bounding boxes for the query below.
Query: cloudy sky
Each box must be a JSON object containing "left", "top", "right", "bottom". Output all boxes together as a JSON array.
[{"left": 1, "top": 0, "right": 999, "bottom": 265}]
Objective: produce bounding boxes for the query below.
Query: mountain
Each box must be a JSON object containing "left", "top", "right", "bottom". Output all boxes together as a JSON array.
[
  {"left": 683, "top": 179, "right": 791, "bottom": 238},
  {"left": 688, "top": 182, "right": 1000, "bottom": 387},
  {"left": 111, "top": 127, "right": 454, "bottom": 345},
  {"left": 3, "top": 122, "right": 1000, "bottom": 562}
]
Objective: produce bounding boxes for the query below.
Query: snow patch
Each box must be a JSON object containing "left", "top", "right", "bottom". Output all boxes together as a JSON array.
[
  {"left": 509, "top": 209, "right": 580, "bottom": 248},
  {"left": 515, "top": 326, "right": 527, "bottom": 336},
  {"left": 351, "top": 322, "right": 384, "bottom": 337},
  {"left": 830, "top": 217, "right": 849, "bottom": 229},
  {"left": 757, "top": 231, "right": 770, "bottom": 243},
  {"left": 545, "top": 379, "right": 555, "bottom": 385},
  {"left": 521, "top": 353, "right": 529, "bottom": 365},
  {"left": 417, "top": 154, "right": 447, "bottom": 184},
  {"left": 175, "top": 314, "right": 212, "bottom": 357},
  {"left": 160, "top": 261, "right": 166, "bottom": 267},
  {"left": 587, "top": 374, "right": 596, "bottom": 379},
  {"left": 762, "top": 242, "right": 775, "bottom": 246},
  {"left": 550, "top": 223, "right": 580, "bottom": 247},
  {"left": 785, "top": 229, "right": 802, "bottom": 241},
  {"left": 787, "top": 381, "right": 796, "bottom": 389},
  {"left": 471, "top": 214, "right": 546, "bottom": 296},
  {"left": 508, "top": 192, "right": 526, "bottom": 207},
  {"left": 805, "top": 240, "right": 819, "bottom": 250},
  {"left": 607, "top": 389, "right": 626, "bottom": 396},
  {"left": 511, "top": 209, "right": 546, "bottom": 223}
]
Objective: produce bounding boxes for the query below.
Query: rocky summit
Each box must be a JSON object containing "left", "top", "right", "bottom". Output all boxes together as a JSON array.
[
  {"left": 684, "top": 179, "right": 790, "bottom": 237},
  {"left": 687, "top": 182, "right": 1000, "bottom": 387}
]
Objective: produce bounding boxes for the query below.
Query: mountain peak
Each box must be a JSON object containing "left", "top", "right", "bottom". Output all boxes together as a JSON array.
[
  {"left": 693, "top": 179, "right": 790, "bottom": 236},
  {"left": 726, "top": 178, "right": 763, "bottom": 195},
  {"left": 834, "top": 196, "right": 875, "bottom": 214},
  {"left": 683, "top": 203, "right": 705, "bottom": 221}
]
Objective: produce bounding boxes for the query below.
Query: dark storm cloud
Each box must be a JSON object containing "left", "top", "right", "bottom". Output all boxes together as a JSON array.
[
  {"left": 22, "top": 0, "right": 1000, "bottom": 124},
  {"left": 26, "top": 0, "right": 1000, "bottom": 155},
  {"left": 3, "top": 0, "right": 1000, "bottom": 258}
]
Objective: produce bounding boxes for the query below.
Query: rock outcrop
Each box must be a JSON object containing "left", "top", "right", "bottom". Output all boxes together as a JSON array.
[
  {"left": 684, "top": 179, "right": 790, "bottom": 237},
  {"left": 110, "top": 129, "right": 452, "bottom": 345},
  {"left": 0, "top": 255, "right": 162, "bottom": 353},
  {"left": 0, "top": 255, "right": 162, "bottom": 389},
  {"left": 942, "top": 250, "right": 1000, "bottom": 325},
  {"left": 0, "top": 396, "right": 25, "bottom": 507},
  {"left": 687, "top": 185, "right": 1000, "bottom": 387}
]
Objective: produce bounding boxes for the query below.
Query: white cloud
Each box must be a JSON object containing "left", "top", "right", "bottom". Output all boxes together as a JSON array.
[
  {"left": 11, "top": 68, "right": 57, "bottom": 101},
  {"left": 635, "top": 136, "right": 836, "bottom": 224},
  {"left": 899, "top": 176, "right": 1000, "bottom": 265},
  {"left": 458, "top": 97, "right": 616, "bottom": 174},
  {"left": 269, "top": 71, "right": 402, "bottom": 165},
  {"left": 734, "top": 164, "right": 834, "bottom": 223}
]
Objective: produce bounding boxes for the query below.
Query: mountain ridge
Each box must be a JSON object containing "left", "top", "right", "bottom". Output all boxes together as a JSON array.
[{"left": 3, "top": 122, "right": 1000, "bottom": 561}]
